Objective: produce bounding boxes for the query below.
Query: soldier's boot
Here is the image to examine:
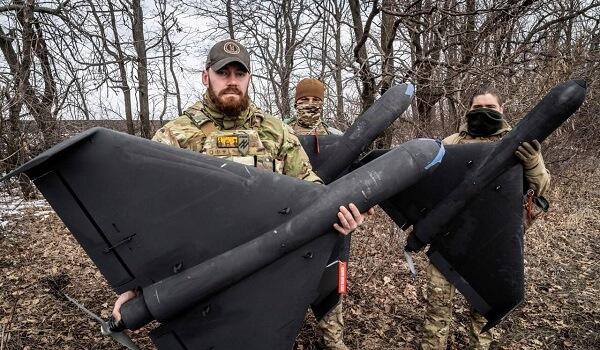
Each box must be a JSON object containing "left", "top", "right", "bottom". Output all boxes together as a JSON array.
[
  {"left": 468, "top": 310, "right": 492, "bottom": 350},
  {"left": 420, "top": 264, "right": 456, "bottom": 350},
  {"left": 317, "top": 301, "right": 348, "bottom": 350}
]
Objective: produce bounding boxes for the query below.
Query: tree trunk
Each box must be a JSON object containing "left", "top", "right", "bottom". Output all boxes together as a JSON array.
[
  {"left": 132, "top": 0, "right": 152, "bottom": 139},
  {"left": 6, "top": 94, "right": 36, "bottom": 199},
  {"left": 226, "top": 0, "right": 235, "bottom": 39},
  {"left": 377, "top": 0, "right": 398, "bottom": 148},
  {"left": 380, "top": 0, "right": 396, "bottom": 95},
  {"left": 349, "top": 0, "right": 378, "bottom": 113},
  {"left": 108, "top": 1, "right": 135, "bottom": 135},
  {"left": 332, "top": 0, "right": 344, "bottom": 125}
]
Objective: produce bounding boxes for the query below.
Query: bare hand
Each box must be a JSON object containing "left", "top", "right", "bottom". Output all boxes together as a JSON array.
[
  {"left": 112, "top": 290, "right": 137, "bottom": 322},
  {"left": 333, "top": 203, "right": 375, "bottom": 235}
]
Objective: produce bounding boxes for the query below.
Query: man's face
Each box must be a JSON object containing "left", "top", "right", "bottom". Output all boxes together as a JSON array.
[
  {"left": 470, "top": 93, "right": 503, "bottom": 113},
  {"left": 296, "top": 96, "right": 322, "bottom": 106},
  {"left": 202, "top": 63, "right": 251, "bottom": 116}
]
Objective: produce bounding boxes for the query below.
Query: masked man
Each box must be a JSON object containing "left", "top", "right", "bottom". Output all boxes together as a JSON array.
[
  {"left": 288, "top": 78, "right": 342, "bottom": 136},
  {"left": 287, "top": 78, "right": 347, "bottom": 349},
  {"left": 421, "top": 86, "right": 550, "bottom": 350}
]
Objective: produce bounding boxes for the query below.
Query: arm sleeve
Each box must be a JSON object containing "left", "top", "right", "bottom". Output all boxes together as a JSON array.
[
  {"left": 279, "top": 124, "right": 322, "bottom": 183},
  {"left": 152, "top": 126, "right": 182, "bottom": 148},
  {"left": 150, "top": 117, "right": 206, "bottom": 152},
  {"left": 442, "top": 133, "right": 461, "bottom": 145},
  {"left": 524, "top": 153, "right": 551, "bottom": 197}
]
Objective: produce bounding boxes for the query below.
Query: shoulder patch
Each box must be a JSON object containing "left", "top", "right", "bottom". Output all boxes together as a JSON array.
[
  {"left": 182, "top": 103, "right": 212, "bottom": 129},
  {"left": 181, "top": 102, "right": 216, "bottom": 136},
  {"left": 185, "top": 113, "right": 212, "bottom": 129}
]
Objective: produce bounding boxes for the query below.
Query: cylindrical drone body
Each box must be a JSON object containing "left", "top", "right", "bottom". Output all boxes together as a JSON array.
[
  {"left": 315, "top": 83, "right": 414, "bottom": 183},
  {"left": 121, "top": 138, "right": 443, "bottom": 330}
]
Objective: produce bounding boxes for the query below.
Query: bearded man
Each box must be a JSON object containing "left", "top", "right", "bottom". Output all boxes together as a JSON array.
[{"left": 111, "top": 40, "right": 371, "bottom": 346}]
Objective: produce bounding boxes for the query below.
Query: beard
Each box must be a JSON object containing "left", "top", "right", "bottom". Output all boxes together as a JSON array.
[{"left": 207, "top": 80, "right": 250, "bottom": 117}]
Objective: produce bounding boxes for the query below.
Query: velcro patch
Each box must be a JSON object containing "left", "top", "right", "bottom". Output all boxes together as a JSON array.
[{"left": 217, "top": 135, "right": 238, "bottom": 148}]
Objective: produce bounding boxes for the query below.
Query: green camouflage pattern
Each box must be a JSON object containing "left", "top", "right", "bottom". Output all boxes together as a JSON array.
[
  {"left": 152, "top": 93, "right": 320, "bottom": 182},
  {"left": 421, "top": 264, "right": 492, "bottom": 350},
  {"left": 317, "top": 300, "right": 348, "bottom": 350},
  {"left": 290, "top": 100, "right": 329, "bottom": 135}
]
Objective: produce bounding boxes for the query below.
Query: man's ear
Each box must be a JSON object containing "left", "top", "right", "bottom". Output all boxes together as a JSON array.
[
  {"left": 499, "top": 104, "right": 505, "bottom": 114},
  {"left": 202, "top": 70, "right": 209, "bottom": 87}
]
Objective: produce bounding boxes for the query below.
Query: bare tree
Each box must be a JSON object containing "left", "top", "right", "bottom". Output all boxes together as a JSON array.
[
  {"left": 131, "top": 0, "right": 152, "bottom": 138},
  {"left": 0, "top": 0, "right": 61, "bottom": 149},
  {"left": 348, "top": 0, "right": 379, "bottom": 113}
]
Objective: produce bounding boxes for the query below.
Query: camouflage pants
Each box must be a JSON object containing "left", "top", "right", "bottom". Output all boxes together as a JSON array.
[
  {"left": 317, "top": 300, "right": 348, "bottom": 350},
  {"left": 421, "top": 264, "right": 492, "bottom": 350}
]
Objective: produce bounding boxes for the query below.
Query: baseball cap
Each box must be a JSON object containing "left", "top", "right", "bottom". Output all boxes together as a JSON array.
[{"left": 205, "top": 39, "right": 251, "bottom": 73}]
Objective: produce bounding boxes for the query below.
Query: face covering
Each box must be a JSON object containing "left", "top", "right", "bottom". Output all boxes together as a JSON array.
[
  {"left": 466, "top": 108, "right": 505, "bottom": 136},
  {"left": 296, "top": 100, "right": 323, "bottom": 128}
]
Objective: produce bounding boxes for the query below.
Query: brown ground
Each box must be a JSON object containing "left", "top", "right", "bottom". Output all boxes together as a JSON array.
[{"left": 1, "top": 156, "right": 598, "bottom": 350}]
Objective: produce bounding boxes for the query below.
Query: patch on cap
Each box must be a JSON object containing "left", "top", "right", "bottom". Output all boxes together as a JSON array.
[
  {"left": 206, "top": 39, "right": 251, "bottom": 72},
  {"left": 223, "top": 42, "right": 241, "bottom": 55}
]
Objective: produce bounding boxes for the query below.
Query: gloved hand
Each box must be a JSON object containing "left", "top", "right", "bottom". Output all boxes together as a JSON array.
[{"left": 515, "top": 140, "right": 543, "bottom": 169}]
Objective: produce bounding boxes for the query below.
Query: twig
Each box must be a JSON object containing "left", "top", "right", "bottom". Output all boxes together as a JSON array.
[
  {"left": 0, "top": 298, "right": 19, "bottom": 350},
  {"left": 365, "top": 260, "right": 384, "bottom": 283},
  {"left": 544, "top": 154, "right": 577, "bottom": 165},
  {"left": 0, "top": 325, "right": 4, "bottom": 350}
]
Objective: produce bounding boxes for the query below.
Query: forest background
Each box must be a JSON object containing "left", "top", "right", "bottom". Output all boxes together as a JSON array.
[{"left": 0, "top": 0, "right": 599, "bottom": 349}]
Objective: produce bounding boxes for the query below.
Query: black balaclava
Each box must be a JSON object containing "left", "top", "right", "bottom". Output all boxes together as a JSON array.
[{"left": 466, "top": 107, "right": 505, "bottom": 136}]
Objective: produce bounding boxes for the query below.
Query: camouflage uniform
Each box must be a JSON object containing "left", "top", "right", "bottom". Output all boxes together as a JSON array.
[
  {"left": 152, "top": 93, "right": 320, "bottom": 183},
  {"left": 442, "top": 123, "right": 550, "bottom": 195},
  {"left": 155, "top": 94, "right": 347, "bottom": 348},
  {"left": 317, "top": 301, "right": 346, "bottom": 350},
  {"left": 288, "top": 97, "right": 347, "bottom": 350},
  {"left": 421, "top": 122, "right": 550, "bottom": 350}
]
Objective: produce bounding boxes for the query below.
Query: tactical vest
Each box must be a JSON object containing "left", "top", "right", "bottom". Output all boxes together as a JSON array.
[{"left": 186, "top": 112, "right": 284, "bottom": 173}]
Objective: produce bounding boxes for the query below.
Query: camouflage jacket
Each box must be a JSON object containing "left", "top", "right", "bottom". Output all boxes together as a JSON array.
[
  {"left": 443, "top": 122, "right": 550, "bottom": 196},
  {"left": 284, "top": 116, "right": 343, "bottom": 136},
  {"left": 286, "top": 99, "right": 344, "bottom": 136},
  {"left": 152, "top": 93, "right": 321, "bottom": 183},
  {"left": 288, "top": 118, "right": 330, "bottom": 136}
]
